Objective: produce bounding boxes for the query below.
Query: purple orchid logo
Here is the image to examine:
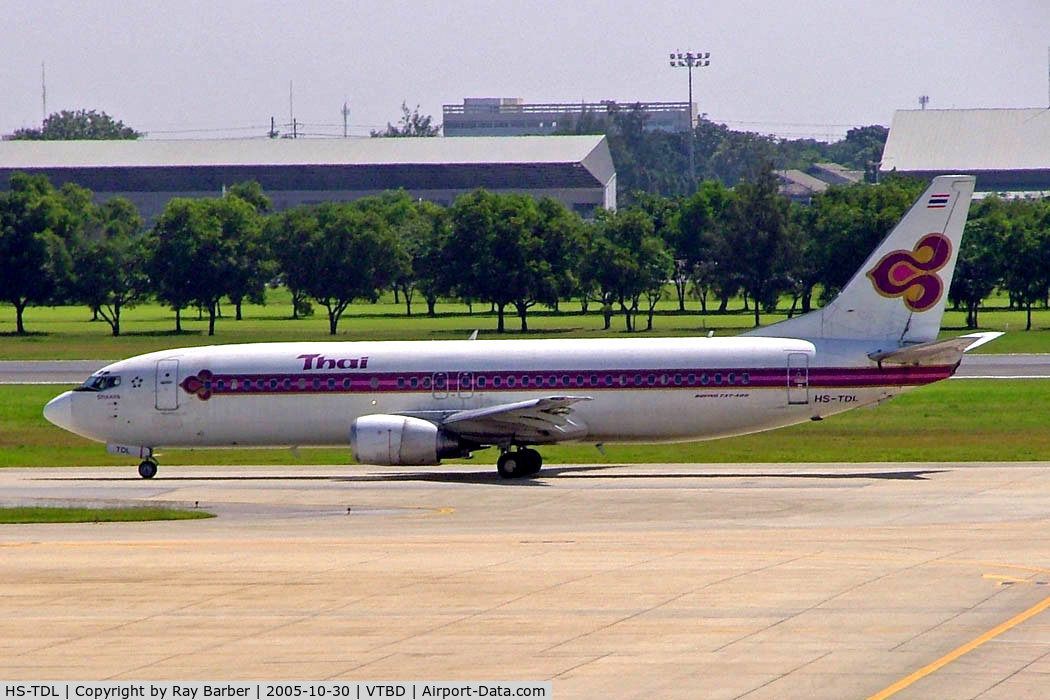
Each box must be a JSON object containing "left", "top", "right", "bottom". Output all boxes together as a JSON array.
[
  {"left": 866, "top": 233, "right": 952, "bottom": 312},
  {"left": 181, "top": 370, "right": 214, "bottom": 401}
]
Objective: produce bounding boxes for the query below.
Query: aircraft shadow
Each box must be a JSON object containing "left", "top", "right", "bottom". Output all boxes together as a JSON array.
[
  {"left": 335, "top": 465, "right": 948, "bottom": 485},
  {"left": 41, "top": 465, "right": 946, "bottom": 486}
]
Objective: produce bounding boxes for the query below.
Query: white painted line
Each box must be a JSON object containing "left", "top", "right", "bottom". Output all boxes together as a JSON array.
[{"left": 950, "top": 375, "right": 1050, "bottom": 380}]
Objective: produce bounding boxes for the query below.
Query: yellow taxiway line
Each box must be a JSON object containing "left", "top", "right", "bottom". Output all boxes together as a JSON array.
[{"left": 866, "top": 591, "right": 1050, "bottom": 700}]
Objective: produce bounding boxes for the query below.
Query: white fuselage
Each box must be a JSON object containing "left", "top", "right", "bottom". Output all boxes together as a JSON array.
[{"left": 51, "top": 336, "right": 954, "bottom": 454}]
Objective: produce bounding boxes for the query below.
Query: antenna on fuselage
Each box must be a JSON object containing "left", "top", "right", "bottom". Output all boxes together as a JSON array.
[{"left": 468, "top": 329, "right": 479, "bottom": 341}]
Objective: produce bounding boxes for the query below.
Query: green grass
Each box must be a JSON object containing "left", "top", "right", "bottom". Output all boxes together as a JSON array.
[
  {"left": 0, "top": 506, "right": 214, "bottom": 523},
  {"left": 2, "top": 287, "right": 1049, "bottom": 359},
  {"left": 4, "top": 380, "right": 1049, "bottom": 468}
]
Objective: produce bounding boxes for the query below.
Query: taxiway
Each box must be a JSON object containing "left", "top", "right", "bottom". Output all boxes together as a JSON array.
[{"left": 1, "top": 463, "right": 1049, "bottom": 698}]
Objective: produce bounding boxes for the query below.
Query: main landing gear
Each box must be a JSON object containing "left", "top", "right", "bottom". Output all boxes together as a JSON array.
[
  {"left": 138, "top": 458, "right": 158, "bottom": 479},
  {"left": 496, "top": 447, "right": 542, "bottom": 479}
]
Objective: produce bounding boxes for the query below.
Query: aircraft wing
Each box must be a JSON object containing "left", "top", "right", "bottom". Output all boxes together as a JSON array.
[
  {"left": 869, "top": 331, "right": 1003, "bottom": 367},
  {"left": 399, "top": 395, "right": 592, "bottom": 445}
]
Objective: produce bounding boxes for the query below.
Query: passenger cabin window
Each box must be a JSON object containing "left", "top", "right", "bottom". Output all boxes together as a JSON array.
[{"left": 74, "top": 374, "right": 121, "bottom": 392}]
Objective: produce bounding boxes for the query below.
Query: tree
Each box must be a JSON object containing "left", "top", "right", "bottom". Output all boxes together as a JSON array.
[
  {"left": 826, "top": 125, "right": 889, "bottom": 177},
  {"left": 11, "top": 109, "right": 142, "bottom": 140},
  {"left": 446, "top": 191, "right": 578, "bottom": 332},
  {"left": 781, "top": 201, "right": 818, "bottom": 317},
  {"left": 562, "top": 107, "right": 889, "bottom": 200},
  {"left": 532, "top": 197, "right": 584, "bottom": 316},
  {"left": 206, "top": 196, "right": 265, "bottom": 330},
  {"left": 577, "top": 223, "right": 617, "bottom": 329},
  {"left": 602, "top": 104, "right": 692, "bottom": 198},
  {"left": 715, "top": 166, "right": 793, "bottom": 327},
  {"left": 949, "top": 204, "right": 1005, "bottom": 329},
  {"left": 631, "top": 192, "right": 685, "bottom": 309},
  {"left": 148, "top": 197, "right": 260, "bottom": 335},
  {"left": 222, "top": 185, "right": 271, "bottom": 320},
  {"left": 264, "top": 207, "right": 321, "bottom": 320},
  {"left": 393, "top": 199, "right": 449, "bottom": 317},
  {"left": 998, "top": 200, "right": 1050, "bottom": 331},
  {"left": 350, "top": 192, "right": 417, "bottom": 315},
  {"left": 297, "top": 202, "right": 399, "bottom": 335},
  {"left": 371, "top": 102, "right": 441, "bottom": 137},
  {"left": 446, "top": 191, "right": 529, "bottom": 332},
  {"left": 640, "top": 234, "right": 674, "bottom": 331},
  {"left": 0, "top": 173, "right": 76, "bottom": 334},
  {"left": 705, "top": 129, "right": 777, "bottom": 186},
  {"left": 675, "top": 180, "right": 733, "bottom": 312},
  {"left": 147, "top": 200, "right": 200, "bottom": 332},
  {"left": 581, "top": 208, "right": 671, "bottom": 332},
  {"left": 226, "top": 180, "right": 272, "bottom": 214},
  {"left": 71, "top": 197, "right": 148, "bottom": 336}
]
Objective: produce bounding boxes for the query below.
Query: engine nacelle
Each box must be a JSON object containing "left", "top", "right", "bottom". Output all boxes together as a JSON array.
[{"left": 350, "top": 414, "right": 471, "bottom": 466}]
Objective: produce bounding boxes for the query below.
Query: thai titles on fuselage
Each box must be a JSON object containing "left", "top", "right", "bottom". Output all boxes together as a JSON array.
[{"left": 297, "top": 354, "right": 369, "bottom": 371}]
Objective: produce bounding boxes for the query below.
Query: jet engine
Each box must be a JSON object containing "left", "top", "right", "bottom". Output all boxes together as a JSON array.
[{"left": 350, "top": 414, "right": 473, "bottom": 466}]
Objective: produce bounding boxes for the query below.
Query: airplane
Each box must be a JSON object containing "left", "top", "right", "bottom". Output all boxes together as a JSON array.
[{"left": 43, "top": 174, "right": 999, "bottom": 479}]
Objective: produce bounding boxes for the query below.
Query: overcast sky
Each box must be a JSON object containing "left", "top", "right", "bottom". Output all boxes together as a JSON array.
[{"left": 4, "top": 0, "right": 1050, "bottom": 141}]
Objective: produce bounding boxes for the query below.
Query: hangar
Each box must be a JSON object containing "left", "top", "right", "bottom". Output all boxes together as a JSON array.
[
  {"left": 880, "top": 108, "right": 1050, "bottom": 196},
  {"left": 0, "top": 135, "right": 616, "bottom": 219}
]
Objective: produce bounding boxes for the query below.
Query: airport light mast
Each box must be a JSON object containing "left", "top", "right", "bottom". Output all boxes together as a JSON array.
[{"left": 669, "top": 50, "right": 710, "bottom": 188}]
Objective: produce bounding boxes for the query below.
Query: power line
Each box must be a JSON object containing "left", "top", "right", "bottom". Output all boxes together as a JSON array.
[
  {"left": 146, "top": 124, "right": 271, "bottom": 134},
  {"left": 710, "top": 118, "right": 871, "bottom": 128}
]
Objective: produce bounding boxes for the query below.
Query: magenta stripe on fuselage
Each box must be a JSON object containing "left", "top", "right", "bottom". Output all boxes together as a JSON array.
[{"left": 178, "top": 365, "right": 955, "bottom": 401}]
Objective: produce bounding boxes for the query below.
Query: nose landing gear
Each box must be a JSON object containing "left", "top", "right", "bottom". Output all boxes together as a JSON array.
[
  {"left": 138, "top": 459, "right": 158, "bottom": 479},
  {"left": 496, "top": 447, "right": 543, "bottom": 479}
]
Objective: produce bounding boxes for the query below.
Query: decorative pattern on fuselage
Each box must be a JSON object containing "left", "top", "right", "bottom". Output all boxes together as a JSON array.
[{"left": 178, "top": 365, "right": 955, "bottom": 401}]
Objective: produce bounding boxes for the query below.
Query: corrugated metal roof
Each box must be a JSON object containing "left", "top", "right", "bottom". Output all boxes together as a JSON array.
[
  {"left": 0, "top": 135, "right": 608, "bottom": 171},
  {"left": 881, "top": 108, "right": 1050, "bottom": 172},
  {"left": 776, "top": 169, "right": 828, "bottom": 192}
]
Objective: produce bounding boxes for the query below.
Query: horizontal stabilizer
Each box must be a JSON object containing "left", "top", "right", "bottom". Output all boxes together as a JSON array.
[{"left": 868, "top": 332, "right": 1003, "bottom": 367}]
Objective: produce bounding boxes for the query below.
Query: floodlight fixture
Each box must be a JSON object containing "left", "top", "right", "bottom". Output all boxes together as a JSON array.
[{"left": 668, "top": 49, "right": 711, "bottom": 187}]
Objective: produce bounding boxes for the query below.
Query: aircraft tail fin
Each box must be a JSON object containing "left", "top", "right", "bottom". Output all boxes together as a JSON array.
[{"left": 746, "top": 174, "right": 976, "bottom": 345}]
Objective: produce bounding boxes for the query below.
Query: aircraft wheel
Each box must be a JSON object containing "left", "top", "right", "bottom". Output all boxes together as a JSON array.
[
  {"left": 138, "top": 460, "right": 158, "bottom": 479},
  {"left": 496, "top": 452, "right": 522, "bottom": 479},
  {"left": 520, "top": 448, "right": 542, "bottom": 475}
]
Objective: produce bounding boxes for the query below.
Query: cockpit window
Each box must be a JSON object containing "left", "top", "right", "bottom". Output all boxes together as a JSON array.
[{"left": 73, "top": 373, "right": 121, "bottom": 392}]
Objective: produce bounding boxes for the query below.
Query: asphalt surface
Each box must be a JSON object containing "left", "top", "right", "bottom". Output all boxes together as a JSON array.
[
  {"left": 0, "top": 360, "right": 109, "bottom": 384},
  {"left": 1, "top": 354, "right": 1048, "bottom": 384},
  {"left": 2, "top": 462, "right": 1050, "bottom": 698},
  {"left": 952, "top": 353, "right": 1050, "bottom": 377}
]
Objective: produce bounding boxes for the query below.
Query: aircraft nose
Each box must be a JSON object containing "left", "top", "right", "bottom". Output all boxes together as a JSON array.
[{"left": 43, "top": 391, "right": 75, "bottom": 432}]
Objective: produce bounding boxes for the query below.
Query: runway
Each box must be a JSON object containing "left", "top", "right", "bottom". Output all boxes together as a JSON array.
[
  {"left": 953, "top": 353, "right": 1050, "bottom": 378},
  {"left": 2, "top": 462, "right": 1049, "bottom": 698},
  {"left": 2, "top": 353, "right": 1048, "bottom": 384}
]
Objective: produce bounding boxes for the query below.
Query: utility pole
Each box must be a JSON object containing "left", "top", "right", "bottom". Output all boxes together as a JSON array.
[
  {"left": 41, "top": 62, "right": 46, "bottom": 123},
  {"left": 919, "top": 94, "right": 929, "bottom": 110},
  {"left": 288, "top": 80, "right": 295, "bottom": 138},
  {"left": 342, "top": 99, "right": 350, "bottom": 138},
  {"left": 669, "top": 50, "right": 710, "bottom": 189}
]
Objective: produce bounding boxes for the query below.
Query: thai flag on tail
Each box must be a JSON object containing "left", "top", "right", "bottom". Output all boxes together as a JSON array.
[{"left": 927, "top": 193, "right": 950, "bottom": 208}]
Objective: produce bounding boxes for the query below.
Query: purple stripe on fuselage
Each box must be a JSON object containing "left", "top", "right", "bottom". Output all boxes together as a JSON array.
[{"left": 178, "top": 365, "right": 955, "bottom": 401}]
